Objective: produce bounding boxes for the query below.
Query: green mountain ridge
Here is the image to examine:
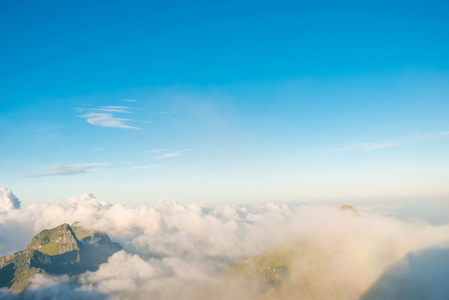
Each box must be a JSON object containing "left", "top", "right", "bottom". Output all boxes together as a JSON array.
[{"left": 0, "top": 222, "right": 122, "bottom": 292}]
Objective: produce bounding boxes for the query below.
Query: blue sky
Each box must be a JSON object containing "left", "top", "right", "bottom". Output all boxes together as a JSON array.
[{"left": 1, "top": 0, "right": 448, "bottom": 206}]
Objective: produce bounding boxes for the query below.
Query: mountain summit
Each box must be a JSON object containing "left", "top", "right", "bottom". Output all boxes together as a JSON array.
[
  {"left": 338, "top": 205, "right": 360, "bottom": 216},
  {"left": 0, "top": 223, "right": 122, "bottom": 292}
]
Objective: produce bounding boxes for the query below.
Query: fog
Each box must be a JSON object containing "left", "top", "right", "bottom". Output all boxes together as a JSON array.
[{"left": 1, "top": 188, "right": 448, "bottom": 299}]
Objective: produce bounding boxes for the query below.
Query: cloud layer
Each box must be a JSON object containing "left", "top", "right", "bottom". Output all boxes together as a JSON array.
[{"left": 0, "top": 189, "right": 448, "bottom": 299}]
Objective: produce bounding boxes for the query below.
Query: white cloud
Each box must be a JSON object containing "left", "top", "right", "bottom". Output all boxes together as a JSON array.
[
  {"left": 0, "top": 187, "right": 20, "bottom": 212},
  {"left": 80, "top": 251, "right": 215, "bottom": 300},
  {"left": 0, "top": 273, "right": 102, "bottom": 299},
  {"left": 27, "top": 274, "right": 72, "bottom": 290},
  {"left": 66, "top": 193, "right": 109, "bottom": 206},
  {"left": 334, "top": 131, "right": 449, "bottom": 152},
  {"left": 122, "top": 99, "right": 137, "bottom": 103},
  {"left": 27, "top": 163, "right": 108, "bottom": 177}
]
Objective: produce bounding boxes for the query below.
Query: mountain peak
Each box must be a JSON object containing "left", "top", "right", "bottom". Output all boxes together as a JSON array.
[
  {"left": 0, "top": 223, "right": 122, "bottom": 292},
  {"left": 339, "top": 205, "right": 360, "bottom": 216},
  {"left": 26, "top": 223, "right": 81, "bottom": 255}
]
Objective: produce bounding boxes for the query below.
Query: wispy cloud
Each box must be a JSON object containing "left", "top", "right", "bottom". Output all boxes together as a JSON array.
[
  {"left": 27, "top": 163, "right": 108, "bottom": 177},
  {"left": 148, "top": 149, "right": 166, "bottom": 153},
  {"left": 79, "top": 112, "right": 141, "bottom": 130},
  {"left": 91, "top": 108, "right": 132, "bottom": 114},
  {"left": 101, "top": 106, "right": 131, "bottom": 109},
  {"left": 333, "top": 131, "right": 449, "bottom": 152},
  {"left": 77, "top": 105, "right": 142, "bottom": 129},
  {"left": 129, "top": 165, "right": 158, "bottom": 169},
  {"left": 156, "top": 152, "right": 183, "bottom": 159},
  {"left": 155, "top": 149, "right": 191, "bottom": 159},
  {"left": 122, "top": 99, "right": 137, "bottom": 103}
]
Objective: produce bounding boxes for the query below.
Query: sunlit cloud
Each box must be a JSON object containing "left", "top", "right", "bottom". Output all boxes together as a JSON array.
[
  {"left": 26, "top": 163, "right": 108, "bottom": 177},
  {"left": 333, "top": 131, "right": 449, "bottom": 152}
]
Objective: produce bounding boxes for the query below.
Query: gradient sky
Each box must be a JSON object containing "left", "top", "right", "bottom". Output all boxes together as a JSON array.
[{"left": 1, "top": 0, "right": 448, "bottom": 206}]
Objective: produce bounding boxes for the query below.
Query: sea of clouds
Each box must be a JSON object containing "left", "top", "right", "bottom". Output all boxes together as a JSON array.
[{"left": 1, "top": 187, "right": 449, "bottom": 299}]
